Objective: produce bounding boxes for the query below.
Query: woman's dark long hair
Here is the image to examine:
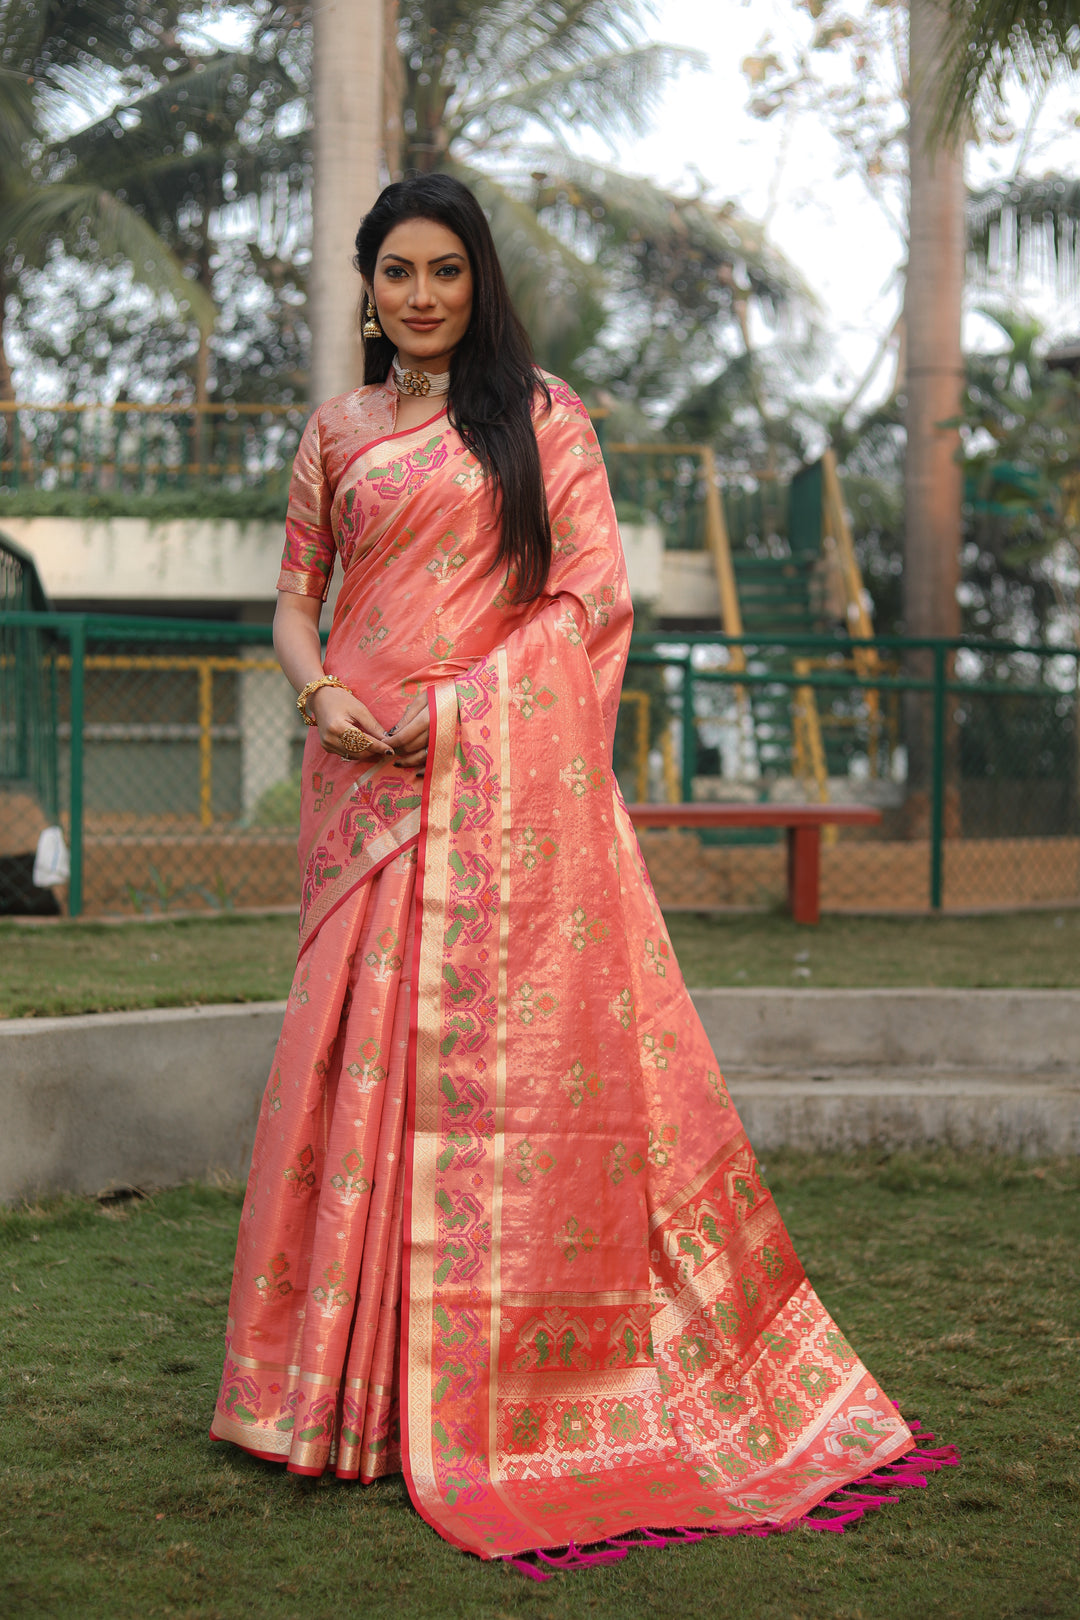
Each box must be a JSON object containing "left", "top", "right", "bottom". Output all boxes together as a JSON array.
[{"left": 354, "top": 174, "right": 552, "bottom": 602}]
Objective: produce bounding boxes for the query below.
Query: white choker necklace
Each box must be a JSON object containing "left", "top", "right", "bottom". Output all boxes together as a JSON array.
[{"left": 392, "top": 356, "right": 451, "bottom": 398}]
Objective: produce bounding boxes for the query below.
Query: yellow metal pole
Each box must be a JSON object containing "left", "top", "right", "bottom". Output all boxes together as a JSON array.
[
  {"left": 700, "top": 446, "right": 745, "bottom": 670},
  {"left": 660, "top": 726, "right": 680, "bottom": 804},
  {"left": 636, "top": 692, "right": 649, "bottom": 803},
  {"left": 793, "top": 658, "right": 829, "bottom": 803},
  {"left": 617, "top": 691, "right": 651, "bottom": 801},
  {"left": 198, "top": 662, "right": 214, "bottom": 829},
  {"left": 822, "top": 450, "right": 876, "bottom": 646},
  {"left": 822, "top": 448, "right": 883, "bottom": 762}
]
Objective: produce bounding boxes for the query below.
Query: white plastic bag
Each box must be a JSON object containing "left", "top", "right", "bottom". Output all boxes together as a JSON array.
[{"left": 33, "top": 825, "right": 70, "bottom": 887}]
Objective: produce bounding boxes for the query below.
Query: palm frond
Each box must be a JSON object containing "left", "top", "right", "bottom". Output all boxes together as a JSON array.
[
  {"left": 400, "top": 0, "right": 663, "bottom": 116},
  {"left": 0, "top": 183, "right": 215, "bottom": 331},
  {"left": 937, "top": 0, "right": 1080, "bottom": 132},
  {"left": 454, "top": 44, "right": 702, "bottom": 150},
  {"left": 451, "top": 161, "right": 606, "bottom": 373},
  {"left": 54, "top": 53, "right": 296, "bottom": 179},
  {"left": 401, "top": 0, "right": 655, "bottom": 75},
  {"left": 0, "top": 68, "right": 35, "bottom": 169},
  {"left": 968, "top": 175, "right": 1080, "bottom": 297},
  {"left": 477, "top": 0, "right": 657, "bottom": 76},
  {"left": 525, "top": 151, "right": 817, "bottom": 316},
  {"left": 1, "top": 0, "right": 189, "bottom": 102}
]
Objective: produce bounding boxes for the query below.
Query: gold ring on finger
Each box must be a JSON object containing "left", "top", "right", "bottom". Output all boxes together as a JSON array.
[{"left": 341, "top": 726, "right": 381, "bottom": 758}]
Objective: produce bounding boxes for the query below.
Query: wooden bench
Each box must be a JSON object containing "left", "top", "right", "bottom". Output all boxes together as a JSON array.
[{"left": 626, "top": 802, "right": 883, "bottom": 925}]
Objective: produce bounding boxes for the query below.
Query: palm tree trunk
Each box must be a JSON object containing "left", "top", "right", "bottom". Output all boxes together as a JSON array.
[
  {"left": 310, "top": 0, "right": 384, "bottom": 404},
  {"left": 0, "top": 267, "right": 15, "bottom": 404},
  {"left": 193, "top": 247, "right": 213, "bottom": 476},
  {"left": 903, "top": 0, "right": 965, "bottom": 826},
  {"left": 383, "top": 0, "right": 404, "bottom": 181}
]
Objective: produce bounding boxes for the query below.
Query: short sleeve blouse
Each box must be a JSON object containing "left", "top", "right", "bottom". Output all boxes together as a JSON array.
[{"left": 277, "top": 412, "right": 335, "bottom": 599}]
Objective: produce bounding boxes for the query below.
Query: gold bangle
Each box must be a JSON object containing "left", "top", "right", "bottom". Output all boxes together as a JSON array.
[{"left": 296, "top": 674, "right": 352, "bottom": 726}]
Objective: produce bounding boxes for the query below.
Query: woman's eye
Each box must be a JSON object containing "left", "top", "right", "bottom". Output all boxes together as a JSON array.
[
  {"left": 383, "top": 267, "right": 406, "bottom": 279},
  {"left": 436, "top": 266, "right": 461, "bottom": 277}
]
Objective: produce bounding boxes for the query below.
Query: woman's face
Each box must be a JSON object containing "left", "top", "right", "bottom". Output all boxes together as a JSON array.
[{"left": 365, "top": 217, "right": 473, "bottom": 374}]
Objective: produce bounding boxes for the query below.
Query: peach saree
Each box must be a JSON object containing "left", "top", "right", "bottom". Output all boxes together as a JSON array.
[{"left": 211, "top": 374, "right": 952, "bottom": 1566}]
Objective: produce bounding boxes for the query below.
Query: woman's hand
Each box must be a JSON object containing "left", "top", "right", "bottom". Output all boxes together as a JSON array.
[
  {"left": 389, "top": 690, "right": 430, "bottom": 771},
  {"left": 308, "top": 684, "right": 395, "bottom": 762}
]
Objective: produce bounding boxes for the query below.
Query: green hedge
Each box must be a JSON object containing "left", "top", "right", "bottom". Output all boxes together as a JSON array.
[{"left": 0, "top": 485, "right": 289, "bottom": 523}]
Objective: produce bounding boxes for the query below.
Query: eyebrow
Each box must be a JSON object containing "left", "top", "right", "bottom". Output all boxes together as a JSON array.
[{"left": 378, "top": 252, "right": 466, "bottom": 266}]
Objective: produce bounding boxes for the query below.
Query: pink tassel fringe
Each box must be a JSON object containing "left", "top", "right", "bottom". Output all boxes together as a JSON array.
[{"left": 505, "top": 1419, "right": 960, "bottom": 1580}]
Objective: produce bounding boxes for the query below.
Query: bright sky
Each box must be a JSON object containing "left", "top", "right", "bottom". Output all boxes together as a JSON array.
[{"left": 585, "top": 0, "right": 1080, "bottom": 407}]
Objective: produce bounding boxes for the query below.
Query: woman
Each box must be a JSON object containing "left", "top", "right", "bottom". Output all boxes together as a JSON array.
[{"left": 211, "top": 175, "right": 952, "bottom": 1569}]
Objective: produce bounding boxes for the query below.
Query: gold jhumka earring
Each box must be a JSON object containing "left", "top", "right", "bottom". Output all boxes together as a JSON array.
[{"left": 362, "top": 297, "right": 383, "bottom": 339}]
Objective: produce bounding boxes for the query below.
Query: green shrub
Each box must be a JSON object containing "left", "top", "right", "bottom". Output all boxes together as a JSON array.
[
  {"left": 248, "top": 771, "right": 301, "bottom": 828},
  {"left": 0, "top": 484, "right": 289, "bottom": 524}
]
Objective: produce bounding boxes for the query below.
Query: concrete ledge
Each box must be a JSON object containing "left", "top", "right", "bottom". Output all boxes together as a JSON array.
[
  {"left": 690, "top": 987, "right": 1080, "bottom": 1072},
  {"left": 0, "top": 1002, "right": 283, "bottom": 1202},
  {"left": 2, "top": 990, "right": 1079, "bottom": 1202},
  {"left": 725, "top": 1071, "right": 1080, "bottom": 1158}
]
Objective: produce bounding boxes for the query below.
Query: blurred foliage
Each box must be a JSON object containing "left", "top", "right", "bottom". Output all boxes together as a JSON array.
[
  {"left": 740, "top": 0, "right": 909, "bottom": 230},
  {"left": 3, "top": 0, "right": 1077, "bottom": 663},
  {"left": 0, "top": 482, "right": 289, "bottom": 522},
  {"left": 939, "top": 0, "right": 1080, "bottom": 134},
  {"left": 3, "top": 0, "right": 816, "bottom": 432},
  {"left": 392, "top": 0, "right": 818, "bottom": 413},
  {"left": 1, "top": 2, "right": 209, "bottom": 391},
  {"left": 968, "top": 176, "right": 1080, "bottom": 305},
  {"left": 955, "top": 309, "right": 1080, "bottom": 645},
  {"left": 1, "top": 0, "right": 310, "bottom": 405},
  {"left": 819, "top": 309, "right": 1080, "bottom": 646},
  {"left": 248, "top": 769, "right": 301, "bottom": 827}
]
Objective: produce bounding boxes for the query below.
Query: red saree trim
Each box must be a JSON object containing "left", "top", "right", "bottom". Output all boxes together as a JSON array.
[
  {"left": 339, "top": 405, "right": 450, "bottom": 481},
  {"left": 208, "top": 1430, "right": 331, "bottom": 1478},
  {"left": 297, "top": 827, "right": 420, "bottom": 952}
]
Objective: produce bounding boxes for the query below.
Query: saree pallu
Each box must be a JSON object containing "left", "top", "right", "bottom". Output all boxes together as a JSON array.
[{"left": 211, "top": 375, "right": 916, "bottom": 1558}]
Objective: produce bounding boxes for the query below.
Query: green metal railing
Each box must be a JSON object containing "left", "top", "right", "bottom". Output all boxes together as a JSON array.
[
  {"left": 2, "top": 610, "right": 1078, "bottom": 918},
  {"left": 0, "top": 537, "right": 59, "bottom": 821},
  {"left": 0, "top": 402, "right": 305, "bottom": 494},
  {"left": 621, "top": 631, "right": 1079, "bottom": 912}
]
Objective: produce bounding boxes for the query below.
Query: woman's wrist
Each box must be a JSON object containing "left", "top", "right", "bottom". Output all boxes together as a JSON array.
[
  {"left": 296, "top": 674, "right": 352, "bottom": 726},
  {"left": 307, "top": 683, "right": 342, "bottom": 722}
]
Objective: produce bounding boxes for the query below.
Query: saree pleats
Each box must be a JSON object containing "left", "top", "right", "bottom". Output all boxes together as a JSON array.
[
  {"left": 211, "top": 844, "right": 417, "bottom": 1478},
  {"left": 213, "top": 374, "right": 917, "bottom": 1561}
]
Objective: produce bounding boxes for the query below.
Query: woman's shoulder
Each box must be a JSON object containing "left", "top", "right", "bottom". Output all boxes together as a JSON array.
[
  {"left": 304, "top": 380, "right": 396, "bottom": 456},
  {"left": 309, "top": 379, "right": 393, "bottom": 426},
  {"left": 532, "top": 371, "right": 592, "bottom": 426}
]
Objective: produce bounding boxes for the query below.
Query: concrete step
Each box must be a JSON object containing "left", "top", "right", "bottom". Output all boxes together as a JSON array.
[
  {"left": 691, "top": 988, "right": 1080, "bottom": 1073},
  {"left": 725, "top": 1066, "right": 1080, "bottom": 1156},
  {"left": 2, "top": 990, "right": 1078, "bottom": 1202}
]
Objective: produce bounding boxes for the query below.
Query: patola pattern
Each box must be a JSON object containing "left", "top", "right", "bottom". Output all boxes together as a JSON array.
[{"left": 211, "top": 372, "right": 915, "bottom": 1556}]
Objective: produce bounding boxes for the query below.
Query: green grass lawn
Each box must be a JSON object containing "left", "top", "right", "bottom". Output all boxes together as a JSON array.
[
  {"left": 1, "top": 1153, "right": 1077, "bottom": 1620},
  {"left": 3, "top": 908, "right": 1080, "bottom": 1018},
  {"left": 0, "top": 914, "right": 301, "bottom": 1019}
]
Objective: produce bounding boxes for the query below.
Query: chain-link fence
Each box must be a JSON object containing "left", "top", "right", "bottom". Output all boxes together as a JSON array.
[
  {"left": 616, "top": 633, "right": 1080, "bottom": 914},
  {"left": 0, "top": 613, "right": 302, "bottom": 915},
  {"left": 1, "top": 612, "right": 1077, "bottom": 917}
]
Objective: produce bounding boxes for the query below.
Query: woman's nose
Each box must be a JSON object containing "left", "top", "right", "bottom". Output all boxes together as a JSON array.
[{"left": 409, "top": 279, "right": 437, "bottom": 308}]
